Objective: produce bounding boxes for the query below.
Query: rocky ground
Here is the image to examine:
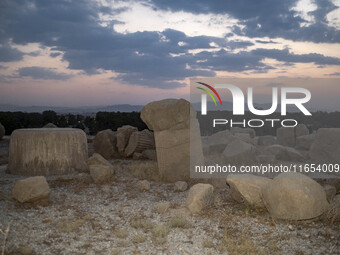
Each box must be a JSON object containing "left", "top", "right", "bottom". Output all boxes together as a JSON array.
[{"left": 0, "top": 137, "right": 339, "bottom": 255}]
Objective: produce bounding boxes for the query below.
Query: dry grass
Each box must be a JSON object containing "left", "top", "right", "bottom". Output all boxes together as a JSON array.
[
  {"left": 155, "top": 202, "right": 170, "bottom": 214},
  {"left": 151, "top": 224, "right": 169, "bottom": 246},
  {"left": 114, "top": 228, "right": 129, "bottom": 239},
  {"left": 130, "top": 218, "right": 153, "bottom": 232},
  {"left": 0, "top": 223, "right": 10, "bottom": 255},
  {"left": 152, "top": 224, "right": 169, "bottom": 238},
  {"left": 167, "top": 216, "right": 191, "bottom": 229},
  {"left": 218, "top": 225, "right": 281, "bottom": 255},
  {"left": 57, "top": 218, "right": 86, "bottom": 233},
  {"left": 132, "top": 234, "right": 147, "bottom": 244},
  {"left": 202, "top": 239, "right": 214, "bottom": 248},
  {"left": 223, "top": 232, "right": 265, "bottom": 255},
  {"left": 322, "top": 199, "right": 340, "bottom": 224},
  {"left": 128, "top": 161, "right": 159, "bottom": 181},
  {"left": 110, "top": 248, "right": 122, "bottom": 255}
]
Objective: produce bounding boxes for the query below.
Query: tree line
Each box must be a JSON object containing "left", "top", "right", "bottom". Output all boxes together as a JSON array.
[
  {"left": 1, "top": 110, "right": 339, "bottom": 136},
  {"left": 0, "top": 111, "right": 147, "bottom": 135}
]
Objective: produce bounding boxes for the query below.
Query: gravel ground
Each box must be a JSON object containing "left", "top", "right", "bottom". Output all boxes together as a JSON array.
[{"left": 0, "top": 138, "right": 339, "bottom": 255}]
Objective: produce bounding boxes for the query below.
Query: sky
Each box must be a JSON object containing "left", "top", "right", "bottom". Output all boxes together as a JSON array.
[{"left": 0, "top": 0, "right": 339, "bottom": 108}]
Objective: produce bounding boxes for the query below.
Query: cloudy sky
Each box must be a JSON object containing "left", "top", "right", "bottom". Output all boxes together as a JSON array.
[{"left": 0, "top": 0, "right": 339, "bottom": 107}]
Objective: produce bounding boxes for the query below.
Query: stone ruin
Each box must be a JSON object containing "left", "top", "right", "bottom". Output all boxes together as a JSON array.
[
  {"left": 3, "top": 98, "right": 339, "bottom": 222},
  {"left": 92, "top": 126, "right": 156, "bottom": 161},
  {"left": 141, "top": 98, "right": 204, "bottom": 182},
  {"left": 7, "top": 128, "right": 88, "bottom": 175}
]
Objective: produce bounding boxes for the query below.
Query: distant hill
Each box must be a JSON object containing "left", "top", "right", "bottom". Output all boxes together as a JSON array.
[
  {"left": 0, "top": 104, "right": 144, "bottom": 114},
  {"left": 0, "top": 101, "right": 323, "bottom": 114}
]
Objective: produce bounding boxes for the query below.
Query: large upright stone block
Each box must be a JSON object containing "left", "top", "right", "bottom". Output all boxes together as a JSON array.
[
  {"left": 155, "top": 127, "right": 191, "bottom": 181},
  {"left": 141, "top": 99, "right": 203, "bottom": 182},
  {"left": 7, "top": 128, "right": 88, "bottom": 176},
  {"left": 141, "top": 98, "right": 195, "bottom": 131}
]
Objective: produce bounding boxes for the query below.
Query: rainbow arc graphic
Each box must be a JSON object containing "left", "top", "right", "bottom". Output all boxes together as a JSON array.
[{"left": 196, "top": 82, "right": 223, "bottom": 106}]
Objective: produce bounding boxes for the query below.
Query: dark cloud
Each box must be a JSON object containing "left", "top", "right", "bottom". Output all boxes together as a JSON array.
[
  {"left": 17, "top": 67, "right": 73, "bottom": 80},
  {"left": 255, "top": 40, "right": 279, "bottom": 44},
  {"left": 0, "top": 44, "right": 24, "bottom": 62},
  {"left": 50, "top": 52, "right": 62, "bottom": 58},
  {"left": 226, "top": 40, "right": 254, "bottom": 50},
  {"left": 192, "top": 49, "right": 275, "bottom": 73},
  {"left": 143, "top": 0, "right": 340, "bottom": 43},
  {"left": 0, "top": 0, "right": 339, "bottom": 89},
  {"left": 251, "top": 48, "right": 340, "bottom": 65}
]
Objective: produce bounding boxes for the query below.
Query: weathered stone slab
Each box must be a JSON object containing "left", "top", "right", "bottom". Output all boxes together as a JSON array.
[
  {"left": 7, "top": 128, "right": 88, "bottom": 175},
  {"left": 93, "top": 129, "right": 118, "bottom": 159},
  {"left": 141, "top": 98, "right": 195, "bottom": 131},
  {"left": 116, "top": 125, "right": 138, "bottom": 155},
  {"left": 12, "top": 176, "right": 50, "bottom": 203},
  {"left": 227, "top": 174, "right": 271, "bottom": 208},
  {"left": 186, "top": 183, "right": 214, "bottom": 213}
]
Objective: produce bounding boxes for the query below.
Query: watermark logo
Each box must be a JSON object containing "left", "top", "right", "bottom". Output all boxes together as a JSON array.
[{"left": 197, "top": 82, "right": 311, "bottom": 116}]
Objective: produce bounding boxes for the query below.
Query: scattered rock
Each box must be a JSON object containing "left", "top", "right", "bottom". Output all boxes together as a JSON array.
[
  {"left": 223, "top": 140, "right": 256, "bottom": 164},
  {"left": 295, "top": 134, "right": 316, "bottom": 150},
  {"left": 116, "top": 125, "right": 138, "bottom": 155},
  {"left": 141, "top": 98, "right": 194, "bottom": 131},
  {"left": 226, "top": 174, "right": 272, "bottom": 208},
  {"left": 258, "top": 135, "right": 276, "bottom": 146},
  {"left": 174, "top": 181, "right": 188, "bottom": 192},
  {"left": 132, "top": 152, "right": 143, "bottom": 160},
  {"left": 89, "top": 165, "right": 113, "bottom": 184},
  {"left": 141, "top": 149, "right": 157, "bottom": 160},
  {"left": 43, "top": 123, "right": 57, "bottom": 128},
  {"left": 295, "top": 124, "right": 309, "bottom": 137},
  {"left": 87, "top": 153, "right": 114, "bottom": 172},
  {"left": 230, "top": 127, "right": 256, "bottom": 138},
  {"left": 202, "top": 130, "right": 235, "bottom": 155},
  {"left": 309, "top": 128, "right": 340, "bottom": 164},
  {"left": 262, "top": 172, "right": 330, "bottom": 220},
  {"left": 264, "top": 144, "right": 304, "bottom": 162},
  {"left": 125, "top": 129, "right": 155, "bottom": 157},
  {"left": 137, "top": 180, "right": 150, "bottom": 191},
  {"left": 323, "top": 184, "right": 337, "bottom": 202},
  {"left": 93, "top": 129, "right": 118, "bottom": 160},
  {"left": 7, "top": 128, "right": 88, "bottom": 175},
  {"left": 12, "top": 176, "right": 50, "bottom": 203},
  {"left": 233, "top": 133, "right": 256, "bottom": 145},
  {"left": 277, "top": 127, "right": 295, "bottom": 147},
  {"left": 186, "top": 183, "right": 214, "bottom": 213},
  {"left": 155, "top": 201, "right": 171, "bottom": 214},
  {"left": 0, "top": 122, "right": 5, "bottom": 139},
  {"left": 256, "top": 154, "right": 276, "bottom": 163}
]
